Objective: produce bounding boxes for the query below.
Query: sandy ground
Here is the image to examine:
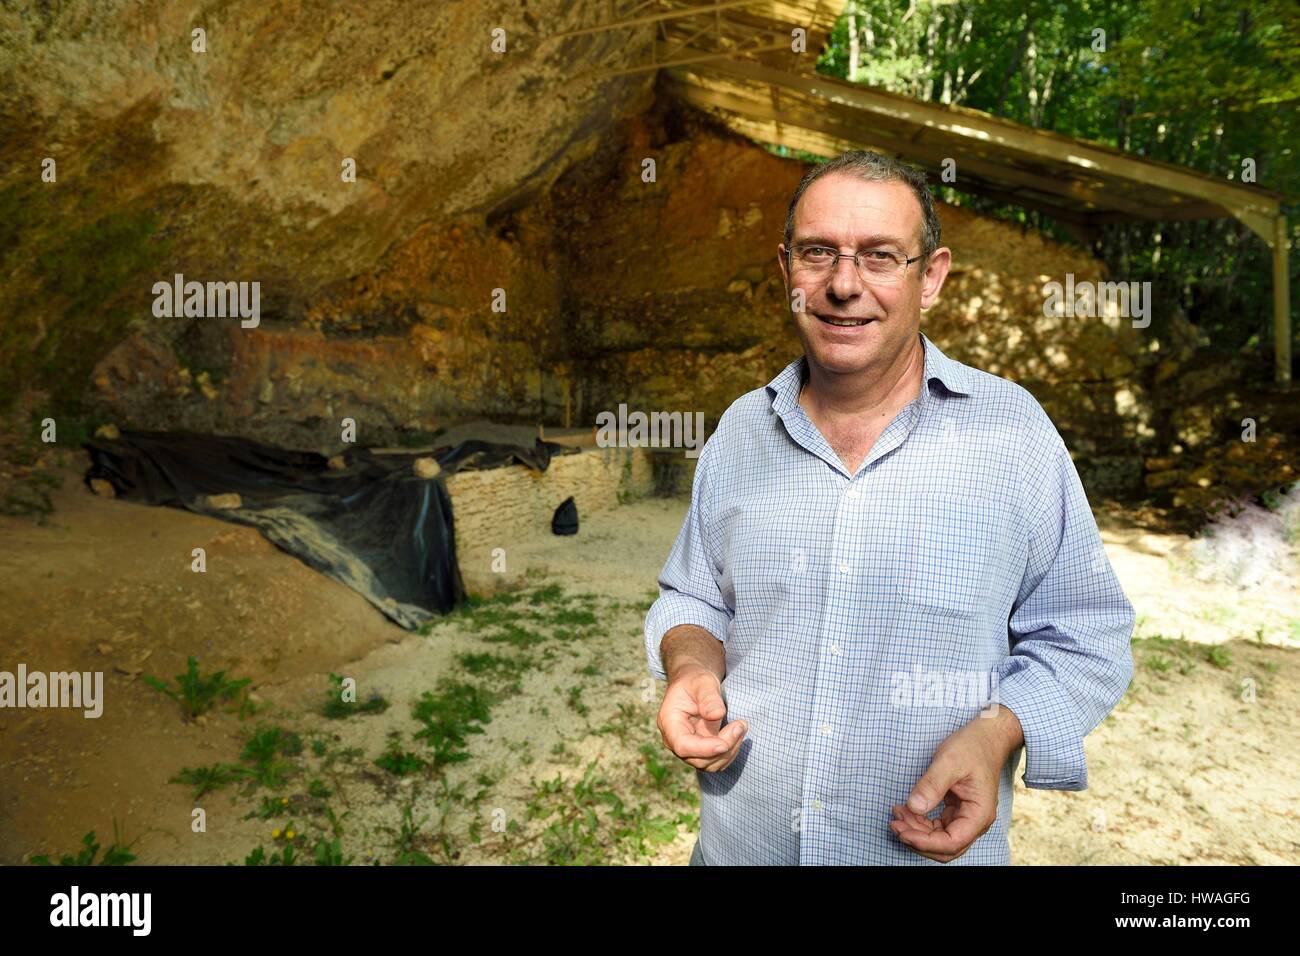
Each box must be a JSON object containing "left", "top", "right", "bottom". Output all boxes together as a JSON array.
[{"left": 1, "top": 461, "right": 1297, "bottom": 866}]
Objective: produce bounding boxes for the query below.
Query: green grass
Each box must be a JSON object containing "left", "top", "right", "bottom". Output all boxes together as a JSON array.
[
  {"left": 513, "top": 759, "right": 689, "bottom": 865},
  {"left": 412, "top": 680, "right": 496, "bottom": 769},
  {"left": 321, "top": 672, "right": 390, "bottom": 719},
  {"left": 140, "top": 655, "right": 251, "bottom": 721},
  {"left": 595, "top": 702, "right": 643, "bottom": 744},
  {"left": 170, "top": 763, "right": 248, "bottom": 799},
  {"left": 239, "top": 727, "right": 300, "bottom": 789},
  {"left": 244, "top": 795, "right": 293, "bottom": 821},
  {"left": 390, "top": 803, "right": 436, "bottom": 866},
  {"left": 170, "top": 725, "right": 303, "bottom": 799},
  {"left": 375, "top": 738, "right": 429, "bottom": 776},
  {"left": 242, "top": 844, "right": 298, "bottom": 866},
  {"left": 311, "top": 836, "right": 352, "bottom": 866},
  {"left": 1133, "top": 634, "right": 1238, "bottom": 675},
  {"left": 566, "top": 685, "right": 590, "bottom": 717},
  {"left": 150, "top": 580, "right": 658, "bottom": 866},
  {"left": 456, "top": 651, "right": 535, "bottom": 687},
  {"left": 420, "top": 584, "right": 601, "bottom": 647},
  {"left": 30, "top": 825, "right": 136, "bottom": 866}
]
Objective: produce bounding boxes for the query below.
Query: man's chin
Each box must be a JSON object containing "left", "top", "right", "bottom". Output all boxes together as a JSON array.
[{"left": 798, "top": 315, "right": 881, "bottom": 355}]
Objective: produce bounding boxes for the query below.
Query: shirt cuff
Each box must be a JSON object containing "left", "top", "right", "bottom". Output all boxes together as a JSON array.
[
  {"left": 994, "top": 660, "right": 1088, "bottom": 791},
  {"left": 643, "top": 591, "right": 730, "bottom": 682}
]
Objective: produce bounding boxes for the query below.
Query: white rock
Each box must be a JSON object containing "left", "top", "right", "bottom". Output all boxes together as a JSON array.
[{"left": 413, "top": 457, "right": 441, "bottom": 479}]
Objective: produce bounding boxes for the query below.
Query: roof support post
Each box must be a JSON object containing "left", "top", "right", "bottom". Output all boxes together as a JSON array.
[{"left": 1273, "top": 214, "right": 1291, "bottom": 387}]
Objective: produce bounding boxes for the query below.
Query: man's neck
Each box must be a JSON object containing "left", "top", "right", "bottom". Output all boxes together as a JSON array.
[{"left": 798, "top": 333, "right": 926, "bottom": 424}]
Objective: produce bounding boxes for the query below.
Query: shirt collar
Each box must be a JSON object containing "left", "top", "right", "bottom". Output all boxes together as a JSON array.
[{"left": 765, "top": 330, "right": 974, "bottom": 415}]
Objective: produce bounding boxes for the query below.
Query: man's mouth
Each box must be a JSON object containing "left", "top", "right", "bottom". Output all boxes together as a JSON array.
[{"left": 814, "top": 313, "right": 875, "bottom": 327}]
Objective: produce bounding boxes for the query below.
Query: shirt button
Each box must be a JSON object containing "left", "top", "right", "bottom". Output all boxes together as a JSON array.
[
  {"left": 838, "top": 562, "right": 849, "bottom": 574},
  {"left": 820, "top": 722, "right": 832, "bottom": 735},
  {"left": 830, "top": 642, "right": 841, "bottom": 655},
  {"left": 812, "top": 798, "right": 823, "bottom": 811},
  {"left": 846, "top": 489, "right": 859, "bottom": 500}
]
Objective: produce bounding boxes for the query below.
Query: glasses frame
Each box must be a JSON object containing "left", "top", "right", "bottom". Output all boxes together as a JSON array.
[{"left": 786, "top": 242, "right": 925, "bottom": 284}]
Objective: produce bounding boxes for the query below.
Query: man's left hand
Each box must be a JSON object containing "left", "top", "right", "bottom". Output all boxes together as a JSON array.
[{"left": 890, "top": 706, "right": 1024, "bottom": 863}]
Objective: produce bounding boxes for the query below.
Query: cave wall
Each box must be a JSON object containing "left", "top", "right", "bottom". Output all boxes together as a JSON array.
[
  {"left": 87, "top": 94, "right": 1153, "bottom": 483},
  {"left": 0, "top": 0, "right": 656, "bottom": 412},
  {"left": 3, "top": 3, "right": 1166, "bottom": 495}
]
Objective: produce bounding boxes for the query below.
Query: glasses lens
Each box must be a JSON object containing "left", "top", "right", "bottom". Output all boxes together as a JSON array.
[
  {"left": 861, "top": 252, "right": 903, "bottom": 282},
  {"left": 794, "top": 247, "right": 904, "bottom": 283}
]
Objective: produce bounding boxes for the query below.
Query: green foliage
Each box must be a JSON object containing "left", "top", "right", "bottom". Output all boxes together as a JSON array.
[
  {"left": 30, "top": 826, "right": 136, "bottom": 866},
  {"left": 1, "top": 190, "right": 170, "bottom": 416},
  {"left": 411, "top": 680, "right": 495, "bottom": 769},
  {"left": 814, "top": 0, "right": 1298, "bottom": 355},
  {"left": 243, "top": 844, "right": 297, "bottom": 866},
  {"left": 169, "top": 725, "right": 301, "bottom": 799},
  {"left": 375, "top": 741, "right": 429, "bottom": 776},
  {"left": 391, "top": 804, "right": 437, "bottom": 866},
  {"left": 139, "top": 656, "right": 251, "bottom": 721},
  {"left": 320, "top": 672, "right": 390, "bottom": 719},
  {"left": 566, "top": 685, "right": 590, "bottom": 717},
  {"left": 312, "top": 836, "right": 352, "bottom": 866},
  {"left": 170, "top": 763, "right": 247, "bottom": 799},
  {"left": 518, "top": 759, "right": 685, "bottom": 865},
  {"left": 239, "top": 727, "right": 299, "bottom": 789}
]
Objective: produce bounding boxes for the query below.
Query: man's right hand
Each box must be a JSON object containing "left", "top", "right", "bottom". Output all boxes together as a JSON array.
[{"left": 657, "top": 663, "right": 748, "bottom": 772}]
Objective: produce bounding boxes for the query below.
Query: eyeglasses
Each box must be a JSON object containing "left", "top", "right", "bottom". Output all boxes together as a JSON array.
[{"left": 787, "top": 243, "right": 924, "bottom": 284}]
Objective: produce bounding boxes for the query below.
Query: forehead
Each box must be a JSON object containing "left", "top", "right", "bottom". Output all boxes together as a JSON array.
[{"left": 793, "top": 173, "right": 923, "bottom": 245}]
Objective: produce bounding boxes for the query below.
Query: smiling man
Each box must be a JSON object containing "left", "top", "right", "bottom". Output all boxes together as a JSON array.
[{"left": 644, "top": 150, "right": 1135, "bottom": 865}]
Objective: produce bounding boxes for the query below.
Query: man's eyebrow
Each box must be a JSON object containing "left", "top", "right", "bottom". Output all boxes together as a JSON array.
[{"left": 793, "top": 233, "right": 908, "bottom": 249}]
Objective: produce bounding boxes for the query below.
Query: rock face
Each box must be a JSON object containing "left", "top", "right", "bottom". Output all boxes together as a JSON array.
[
  {"left": 83, "top": 97, "right": 1151, "bottom": 482},
  {"left": 3, "top": 3, "right": 1212, "bottom": 500},
  {"left": 0, "top": 0, "right": 655, "bottom": 410}
]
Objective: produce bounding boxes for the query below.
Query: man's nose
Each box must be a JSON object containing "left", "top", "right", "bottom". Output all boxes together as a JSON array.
[{"left": 827, "top": 255, "right": 864, "bottom": 300}]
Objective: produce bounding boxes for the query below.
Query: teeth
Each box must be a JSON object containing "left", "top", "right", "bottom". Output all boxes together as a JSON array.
[{"left": 820, "top": 316, "right": 869, "bottom": 326}]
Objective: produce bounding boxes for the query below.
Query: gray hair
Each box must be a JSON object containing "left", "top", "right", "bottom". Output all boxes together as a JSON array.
[{"left": 782, "top": 150, "right": 940, "bottom": 264}]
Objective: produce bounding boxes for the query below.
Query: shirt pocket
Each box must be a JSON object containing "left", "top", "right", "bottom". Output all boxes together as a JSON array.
[{"left": 891, "top": 492, "right": 1001, "bottom": 619}]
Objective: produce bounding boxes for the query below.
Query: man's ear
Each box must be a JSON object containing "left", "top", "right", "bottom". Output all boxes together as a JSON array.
[{"left": 919, "top": 247, "right": 951, "bottom": 311}]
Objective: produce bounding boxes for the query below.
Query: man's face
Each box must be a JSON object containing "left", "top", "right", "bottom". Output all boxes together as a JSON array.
[{"left": 777, "top": 173, "right": 950, "bottom": 380}]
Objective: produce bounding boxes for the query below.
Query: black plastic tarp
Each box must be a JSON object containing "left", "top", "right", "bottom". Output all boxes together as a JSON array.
[{"left": 83, "top": 431, "right": 574, "bottom": 630}]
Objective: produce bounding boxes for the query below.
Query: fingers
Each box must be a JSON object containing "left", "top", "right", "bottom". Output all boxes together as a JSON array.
[
  {"left": 657, "top": 672, "right": 747, "bottom": 768},
  {"left": 906, "top": 752, "right": 961, "bottom": 815},
  {"left": 691, "top": 719, "right": 748, "bottom": 772},
  {"left": 890, "top": 797, "right": 988, "bottom": 863}
]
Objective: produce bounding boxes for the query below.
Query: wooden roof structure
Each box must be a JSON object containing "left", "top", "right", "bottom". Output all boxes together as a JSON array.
[{"left": 550, "top": 1, "right": 1292, "bottom": 385}]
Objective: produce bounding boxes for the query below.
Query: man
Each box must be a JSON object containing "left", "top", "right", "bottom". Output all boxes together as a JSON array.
[{"left": 643, "top": 150, "right": 1135, "bottom": 865}]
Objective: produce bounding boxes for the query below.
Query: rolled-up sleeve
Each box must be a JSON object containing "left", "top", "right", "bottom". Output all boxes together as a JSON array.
[
  {"left": 997, "top": 421, "right": 1135, "bottom": 791},
  {"left": 643, "top": 440, "right": 734, "bottom": 682}
]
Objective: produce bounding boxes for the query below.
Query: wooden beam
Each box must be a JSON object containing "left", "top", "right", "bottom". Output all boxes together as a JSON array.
[
  {"left": 688, "top": 58, "right": 1285, "bottom": 218},
  {"left": 667, "top": 72, "right": 1168, "bottom": 219},
  {"left": 1273, "top": 215, "right": 1292, "bottom": 387},
  {"left": 1236, "top": 210, "right": 1278, "bottom": 246}
]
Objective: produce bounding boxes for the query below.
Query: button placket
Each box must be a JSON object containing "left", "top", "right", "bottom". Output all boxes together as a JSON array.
[{"left": 800, "top": 474, "right": 861, "bottom": 857}]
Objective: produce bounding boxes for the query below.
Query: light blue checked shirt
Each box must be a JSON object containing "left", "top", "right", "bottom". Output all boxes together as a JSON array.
[{"left": 644, "top": 331, "right": 1135, "bottom": 865}]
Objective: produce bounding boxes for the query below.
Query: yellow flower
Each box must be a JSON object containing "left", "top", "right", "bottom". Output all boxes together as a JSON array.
[
  {"left": 285, "top": 829, "right": 295, "bottom": 839},
  {"left": 272, "top": 828, "right": 281, "bottom": 839},
  {"left": 281, "top": 797, "right": 289, "bottom": 805}
]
